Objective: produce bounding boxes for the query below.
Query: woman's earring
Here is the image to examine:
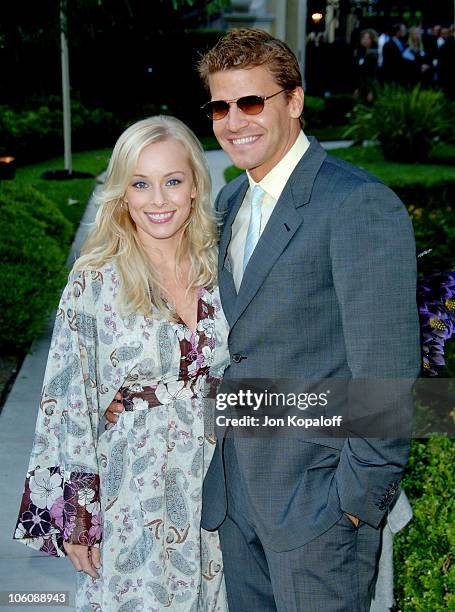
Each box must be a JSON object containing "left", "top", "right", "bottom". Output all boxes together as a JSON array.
[{"left": 120, "top": 200, "right": 127, "bottom": 209}]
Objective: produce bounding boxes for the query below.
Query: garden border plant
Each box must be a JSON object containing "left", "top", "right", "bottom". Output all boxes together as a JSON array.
[
  {"left": 346, "top": 85, "right": 455, "bottom": 163},
  {"left": 0, "top": 149, "right": 110, "bottom": 409}
]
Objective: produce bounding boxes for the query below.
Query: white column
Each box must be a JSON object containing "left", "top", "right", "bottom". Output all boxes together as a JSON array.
[
  {"left": 297, "top": 0, "right": 308, "bottom": 86},
  {"left": 60, "top": 1, "right": 72, "bottom": 174},
  {"left": 325, "top": 0, "right": 340, "bottom": 44},
  {"left": 273, "top": 0, "right": 287, "bottom": 39}
]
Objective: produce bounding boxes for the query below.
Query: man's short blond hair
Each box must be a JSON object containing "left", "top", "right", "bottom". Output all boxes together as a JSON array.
[{"left": 198, "top": 28, "right": 302, "bottom": 97}]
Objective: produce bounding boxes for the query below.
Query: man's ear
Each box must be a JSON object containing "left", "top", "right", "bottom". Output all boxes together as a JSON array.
[{"left": 288, "top": 87, "right": 304, "bottom": 119}]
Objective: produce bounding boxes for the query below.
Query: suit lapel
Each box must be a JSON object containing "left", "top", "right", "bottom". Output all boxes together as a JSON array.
[
  {"left": 231, "top": 189, "right": 303, "bottom": 327},
  {"left": 230, "top": 137, "right": 327, "bottom": 328},
  {"left": 218, "top": 177, "right": 249, "bottom": 324}
]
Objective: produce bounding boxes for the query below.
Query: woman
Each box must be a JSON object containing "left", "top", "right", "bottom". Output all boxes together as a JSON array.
[
  {"left": 353, "top": 29, "right": 379, "bottom": 103},
  {"left": 13, "top": 116, "right": 230, "bottom": 611},
  {"left": 402, "top": 26, "right": 432, "bottom": 87}
]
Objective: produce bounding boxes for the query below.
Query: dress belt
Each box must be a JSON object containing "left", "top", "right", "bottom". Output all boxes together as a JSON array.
[{"left": 119, "top": 386, "right": 161, "bottom": 411}]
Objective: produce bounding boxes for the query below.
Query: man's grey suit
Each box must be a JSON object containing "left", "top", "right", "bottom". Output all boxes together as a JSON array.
[{"left": 202, "top": 137, "right": 420, "bottom": 611}]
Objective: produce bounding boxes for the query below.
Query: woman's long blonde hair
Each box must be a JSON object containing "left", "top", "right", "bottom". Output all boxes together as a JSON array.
[{"left": 75, "top": 115, "right": 218, "bottom": 319}]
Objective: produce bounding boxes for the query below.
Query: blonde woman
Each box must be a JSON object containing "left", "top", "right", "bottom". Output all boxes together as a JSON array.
[
  {"left": 14, "top": 116, "right": 230, "bottom": 611},
  {"left": 403, "top": 26, "right": 432, "bottom": 86}
]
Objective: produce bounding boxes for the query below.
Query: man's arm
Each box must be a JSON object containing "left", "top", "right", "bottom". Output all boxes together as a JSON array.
[
  {"left": 330, "top": 181, "right": 420, "bottom": 528},
  {"left": 105, "top": 392, "right": 124, "bottom": 424}
]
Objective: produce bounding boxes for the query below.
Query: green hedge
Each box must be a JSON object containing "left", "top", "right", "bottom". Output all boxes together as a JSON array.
[
  {"left": 394, "top": 437, "right": 455, "bottom": 610},
  {"left": 0, "top": 182, "right": 73, "bottom": 247},
  {"left": 302, "top": 96, "right": 325, "bottom": 129},
  {"left": 0, "top": 99, "right": 123, "bottom": 165},
  {"left": 395, "top": 183, "right": 455, "bottom": 276},
  {"left": 0, "top": 185, "right": 69, "bottom": 350},
  {"left": 346, "top": 86, "right": 455, "bottom": 163},
  {"left": 304, "top": 94, "right": 355, "bottom": 130}
]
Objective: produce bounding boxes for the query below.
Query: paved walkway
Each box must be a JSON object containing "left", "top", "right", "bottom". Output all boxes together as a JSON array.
[{"left": 0, "top": 143, "right": 350, "bottom": 610}]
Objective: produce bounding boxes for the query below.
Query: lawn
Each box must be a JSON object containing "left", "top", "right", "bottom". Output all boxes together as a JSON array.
[
  {"left": 224, "top": 145, "right": 455, "bottom": 186},
  {"left": 198, "top": 128, "right": 351, "bottom": 149},
  {"left": 328, "top": 145, "right": 455, "bottom": 187},
  {"left": 0, "top": 149, "right": 112, "bottom": 410},
  {"left": 307, "top": 125, "right": 349, "bottom": 142},
  {"left": 15, "top": 148, "right": 112, "bottom": 227}
]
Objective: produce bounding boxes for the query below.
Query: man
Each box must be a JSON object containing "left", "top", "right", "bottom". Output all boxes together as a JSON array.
[
  {"left": 381, "top": 23, "right": 408, "bottom": 84},
  {"left": 196, "top": 29, "right": 419, "bottom": 611},
  {"left": 107, "top": 28, "right": 420, "bottom": 611}
]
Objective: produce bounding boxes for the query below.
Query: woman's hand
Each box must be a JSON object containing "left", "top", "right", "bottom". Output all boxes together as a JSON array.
[{"left": 63, "top": 541, "right": 101, "bottom": 578}]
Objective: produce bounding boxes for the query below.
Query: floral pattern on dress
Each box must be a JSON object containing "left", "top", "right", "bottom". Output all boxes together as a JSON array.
[{"left": 13, "top": 264, "right": 230, "bottom": 611}]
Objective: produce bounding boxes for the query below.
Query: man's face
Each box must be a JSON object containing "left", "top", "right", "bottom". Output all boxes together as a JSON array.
[
  {"left": 208, "top": 66, "right": 304, "bottom": 182},
  {"left": 398, "top": 24, "right": 407, "bottom": 40}
]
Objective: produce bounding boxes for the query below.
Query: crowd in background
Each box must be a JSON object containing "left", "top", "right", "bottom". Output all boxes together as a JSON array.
[{"left": 305, "top": 23, "right": 455, "bottom": 102}]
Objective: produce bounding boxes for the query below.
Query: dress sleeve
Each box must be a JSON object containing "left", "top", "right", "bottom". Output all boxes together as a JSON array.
[{"left": 13, "top": 270, "right": 102, "bottom": 557}]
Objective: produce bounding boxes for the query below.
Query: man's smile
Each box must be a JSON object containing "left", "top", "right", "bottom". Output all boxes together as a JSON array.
[{"left": 229, "top": 135, "right": 261, "bottom": 146}]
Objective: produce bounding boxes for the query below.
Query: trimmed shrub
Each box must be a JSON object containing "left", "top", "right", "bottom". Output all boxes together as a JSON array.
[
  {"left": 303, "top": 96, "right": 325, "bottom": 129},
  {"left": 70, "top": 101, "right": 123, "bottom": 152},
  {"left": 0, "top": 105, "right": 61, "bottom": 162},
  {"left": 398, "top": 182, "right": 455, "bottom": 275},
  {"left": 0, "top": 100, "right": 123, "bottom": 165},
  {"left": 303, "top": 95, "right": 355, "bottom": 131},
  {"left": 0, "top": 201, "right": 68, "bottom": 350},
  {"left": 429, "top": 143, "right": 455, "bottom": 165},
  {"left": 347, "top": 85, "right": 454, "bottom": 162},
  {"left": 394, "top": 437, "right": 455, "bottom": 610},
  {"left": 322, "top": 93, "right": 356, "bottom": 126},
  {"left": 0, "top": 182, "right": 73, "bottom": 248}
]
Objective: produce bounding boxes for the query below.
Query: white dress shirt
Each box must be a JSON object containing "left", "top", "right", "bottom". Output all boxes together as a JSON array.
[{"left": 229, "top": 130, "right": 310, "bottom": 291}]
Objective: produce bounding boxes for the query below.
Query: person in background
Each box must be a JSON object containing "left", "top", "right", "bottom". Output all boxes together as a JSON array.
[
  {"left": 327, "top": 35, "right": 355, "bottom": 94},
  {"left": 402, "top": 26, "right": 432, "bottom": 87},
  {"left": 377, "top": 26, "right": 391, "bottom": 69},
  {"left": 437, "top": 25, "right": 455, "bottom": 97},
  {"left": 353, "top": 28, "right": 379, "bottom": 103},
  {"left": 305, "top": 32, "right": 329, "bottom": 96},
  {"left": 382, "top": 23, "right": 408, "bottom": 84},
  {"left": 423, "top": 24, "right": 441, "bottom": 57}
]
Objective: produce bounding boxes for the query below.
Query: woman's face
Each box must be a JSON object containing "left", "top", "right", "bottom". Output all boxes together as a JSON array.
[
  {"left": 361, "top": 32, "right": 372, "bottom": 48},
  {"left": 411, "top": 28, "right": 421, "bottom": 44},
  {"left": 125, "top": 139, "right": 197, "bottom": 250}
]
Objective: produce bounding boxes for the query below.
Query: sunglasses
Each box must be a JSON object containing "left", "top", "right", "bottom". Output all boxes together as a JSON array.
[{"left": 202, "top": 89, "right": 288, "bottom": 120}]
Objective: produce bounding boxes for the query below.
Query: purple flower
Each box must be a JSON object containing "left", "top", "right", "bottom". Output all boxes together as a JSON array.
[
  {"left": 418, "top": 269, "right": 455, "bottom": 376},
  {"left": 88, "top": 512, "right": 103, "bottom": 541},
  {"left": 49, "top": 496, "right": 65, "bottom": 530},
  {"left": 21, "top": 506, "right": 52, "bottom": 537},
  {"left": 63, "top": 514, "right": 76, "bottom": 540}
]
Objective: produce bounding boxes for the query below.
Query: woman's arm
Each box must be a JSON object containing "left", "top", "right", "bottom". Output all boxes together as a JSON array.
[{"left": 13, "top": 270, "right": 102, "bottom": 559}]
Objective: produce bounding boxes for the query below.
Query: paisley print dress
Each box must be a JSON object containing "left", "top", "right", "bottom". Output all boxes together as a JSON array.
[{"left": 13, "top": 264, "right": 230, "bottom": 611}]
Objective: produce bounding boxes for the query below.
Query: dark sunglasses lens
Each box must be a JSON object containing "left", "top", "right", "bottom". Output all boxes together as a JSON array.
[
  {"left": 208, "top": 101, "right": 230, "bottom": 120},
  {"left": 237, "top": 95, "right": 264, "bottom": 115}
]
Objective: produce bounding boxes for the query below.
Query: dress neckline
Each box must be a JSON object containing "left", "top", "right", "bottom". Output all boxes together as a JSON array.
[{"left": 166, "top": 287, "right": 207, "bottom": 336}]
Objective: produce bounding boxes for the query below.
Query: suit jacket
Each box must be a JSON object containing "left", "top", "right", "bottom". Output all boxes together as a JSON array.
[
  {"left": 202, "top": 137, "right": 420, "bottom": 552},
  {"left": 382, "top": 38, "right": 407, "bottom": 84}
]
